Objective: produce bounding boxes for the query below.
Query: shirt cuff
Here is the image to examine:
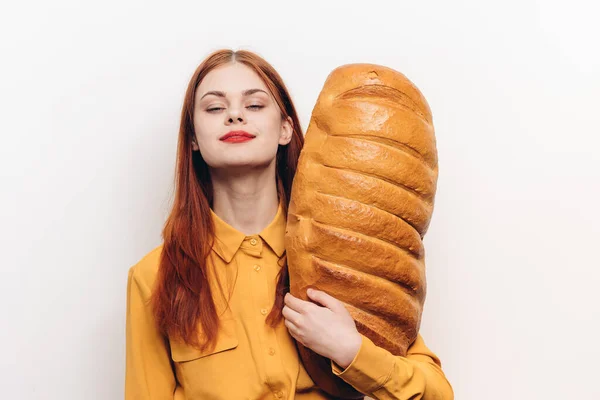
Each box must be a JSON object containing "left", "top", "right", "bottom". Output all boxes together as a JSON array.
[{"left": 330, "top": 334, "right": 396, "bottom": 394}]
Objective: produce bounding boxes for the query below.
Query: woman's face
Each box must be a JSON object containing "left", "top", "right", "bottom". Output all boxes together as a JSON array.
[{"left": 192, "top": 62, "right": 293, "bottom": 172}]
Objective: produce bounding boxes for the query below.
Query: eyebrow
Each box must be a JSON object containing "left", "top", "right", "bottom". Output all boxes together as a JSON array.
[{"left": 200, "top": 88, "right": 269, "bottom": 100}]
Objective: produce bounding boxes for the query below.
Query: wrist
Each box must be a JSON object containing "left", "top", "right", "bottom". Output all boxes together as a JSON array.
[{"left": 332, "top": 332, "right": 362, "bottom": 369}]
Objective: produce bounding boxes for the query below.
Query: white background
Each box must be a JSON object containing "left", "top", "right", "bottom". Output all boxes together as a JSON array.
[{"left": 1, "top": 0, "right": 599, "bottom": 398}]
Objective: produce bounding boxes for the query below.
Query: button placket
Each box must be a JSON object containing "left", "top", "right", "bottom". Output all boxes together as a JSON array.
[{"left": 244, "top": 239, "right": 285, "bottom": 394}]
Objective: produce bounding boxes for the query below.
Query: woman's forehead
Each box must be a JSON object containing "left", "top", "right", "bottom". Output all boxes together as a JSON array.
[{"left": 197, "top": 63, "right": 269, "bottom": 98}]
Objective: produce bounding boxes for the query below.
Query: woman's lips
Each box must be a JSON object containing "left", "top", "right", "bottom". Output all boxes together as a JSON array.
[
  {"left": 221, "top": 136, "right": 255, "bottom": 143},
  {"left": 220, "top": 130, "right": 256, "bottom": 143}
]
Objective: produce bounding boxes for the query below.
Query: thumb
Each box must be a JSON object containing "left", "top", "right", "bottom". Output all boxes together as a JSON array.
[{"left": 307, "top": 288, "right": 345, "bottom": 313}]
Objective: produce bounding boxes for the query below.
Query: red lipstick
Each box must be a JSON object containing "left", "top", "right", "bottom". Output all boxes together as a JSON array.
[{"left": 220, "top": 130, "right": 256, "bottom": 143}]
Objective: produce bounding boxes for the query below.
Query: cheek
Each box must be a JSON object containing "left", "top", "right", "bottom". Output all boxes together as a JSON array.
[
  {"left": 193, "top": 119, "right": 218, "bottom": 147},
  {"left": 255, "top": 110, "right": 283, "bottom": 142},
  {"left": 193, "top": 117, "right": 213, "bottom": 139}
]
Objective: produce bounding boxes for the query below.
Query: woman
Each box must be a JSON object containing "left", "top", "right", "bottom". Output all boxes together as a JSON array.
[{"left": 125, "top": 49, "right": 454, "bottom": 400}]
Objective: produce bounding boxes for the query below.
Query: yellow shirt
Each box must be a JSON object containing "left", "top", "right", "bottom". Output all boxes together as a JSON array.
[{"left": 125, "top": 202, "right": 454, "bottom": 400}]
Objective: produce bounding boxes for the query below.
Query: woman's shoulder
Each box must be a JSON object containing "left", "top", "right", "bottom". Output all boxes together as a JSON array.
[{"left": 127, "top": 243, "right": 165, "bottom": 290}]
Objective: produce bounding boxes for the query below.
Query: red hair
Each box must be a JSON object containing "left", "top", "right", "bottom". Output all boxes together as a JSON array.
[{"left": 151, "top": 49, "right": 304, "bottom": 352}]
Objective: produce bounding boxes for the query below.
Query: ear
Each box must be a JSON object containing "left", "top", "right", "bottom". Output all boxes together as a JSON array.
[
  {"left": 191, "top": 137, "right": 199, "bottom": 151},
  {"left": 279, "top": 116, "right": 293, "bottom": 146}
]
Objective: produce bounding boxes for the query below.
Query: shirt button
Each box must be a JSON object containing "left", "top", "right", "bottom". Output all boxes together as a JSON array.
[
  {"left": 268, "top": 348, "right": 276, "bottom": 356},
  {"left": 260, "top": 308, "right": 268, "bottom": 315},
  {"left": 277, "top": 391, "right": 284, "bottom": 398},
  {"left": 253, "top": 264, "right": 261, "bottom": 271},
  {"left": 250, "top": 238, "right": 258, "bottom": 246}
]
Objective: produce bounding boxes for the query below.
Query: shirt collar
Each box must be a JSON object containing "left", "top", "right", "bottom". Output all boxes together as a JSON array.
[{"left": 210, "top": 200, "right": 286, "bottom": 263}]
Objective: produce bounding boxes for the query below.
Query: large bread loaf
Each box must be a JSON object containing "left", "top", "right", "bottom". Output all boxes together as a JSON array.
[{"left": 284, "top": 63, "right": 438, "bottom": 398}]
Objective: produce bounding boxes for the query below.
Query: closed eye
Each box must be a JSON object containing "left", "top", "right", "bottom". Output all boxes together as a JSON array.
[{"left": 206, "top": 105, "right": 264, "bottom": 113}]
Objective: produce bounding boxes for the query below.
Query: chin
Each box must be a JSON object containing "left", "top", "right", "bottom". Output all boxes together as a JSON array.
[{"left": 214, "top": 158, "right": 274, "bottom": 171}]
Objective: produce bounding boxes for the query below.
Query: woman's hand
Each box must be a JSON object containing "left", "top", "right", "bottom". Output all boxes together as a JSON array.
[{"left": 283, "top": 288, "right": 362, "bottom": 369}]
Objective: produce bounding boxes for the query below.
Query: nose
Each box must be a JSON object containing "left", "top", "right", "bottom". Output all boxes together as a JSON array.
[{"left": 226, "top": 106, "right": 244, "bottom": 124}]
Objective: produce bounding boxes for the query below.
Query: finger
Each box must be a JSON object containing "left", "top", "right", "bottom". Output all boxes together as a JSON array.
[
  {"left": 306, "top": 288, "right": 345, "bottom": 313},
  {"left": 284, "top": 292, "right": 310, "bottom": 314},
  {"left": 284, "top": 319, "right": 302, "bottom": 342},
  {"left": 282, "top": 305, "right": 302, "bottom": 326}
]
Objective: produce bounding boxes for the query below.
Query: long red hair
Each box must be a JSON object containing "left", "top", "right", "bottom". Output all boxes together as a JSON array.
[{"left": 151, "top": 49, "right": 304, "bottom": 352}]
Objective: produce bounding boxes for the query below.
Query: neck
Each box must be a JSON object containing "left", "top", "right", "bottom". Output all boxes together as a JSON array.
[{"left": 209, "top": 163, "right": 279, "bottom": 235}]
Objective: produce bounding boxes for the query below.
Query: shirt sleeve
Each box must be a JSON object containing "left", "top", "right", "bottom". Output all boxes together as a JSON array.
[
  {"left": 125, "top": 266, "right": 177, "bottom": 399},
  {"left": 330, "top": 333, "right": 454, "bottom": 400}
]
